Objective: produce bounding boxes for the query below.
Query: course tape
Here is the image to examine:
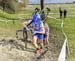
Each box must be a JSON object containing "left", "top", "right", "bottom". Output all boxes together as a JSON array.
[
  {"left": 0, "top": 19, "right": 17, "bottom": 22},
  {"left": 58, "top": 19, "right": 67, "bottom": 61},
  {"left": 48, "top": 16, "right": 68, "bottom": 61}
]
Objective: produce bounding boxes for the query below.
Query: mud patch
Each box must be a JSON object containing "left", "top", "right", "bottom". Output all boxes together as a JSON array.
[{"left": 0, "top": 26, "right": 64, "bottom": 61}]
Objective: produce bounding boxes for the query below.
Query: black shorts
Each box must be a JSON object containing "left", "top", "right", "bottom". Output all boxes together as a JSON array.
[{"left": 44, "top": 34, "right": 47, "bottom": 38}]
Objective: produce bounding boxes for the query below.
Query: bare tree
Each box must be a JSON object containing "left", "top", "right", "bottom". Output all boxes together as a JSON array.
[
  {"left": 0, "top": 0, "right": 28, "bottom": 13},
  {"left": 1, "top": 0, "right": 7, "bottom": 11},
  {"left": 40, "top": 0, "right": 44, "bottom": 10}
]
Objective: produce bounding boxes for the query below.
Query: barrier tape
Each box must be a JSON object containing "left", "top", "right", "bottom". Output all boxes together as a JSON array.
[
  {"left": 58, "top": 18, "right": 70, "bottom": 61},
  {"left": 48, "top": 16, "right": 69, "bottom": 61},
  {"left": 58, "top": 19, "right": 67, "bottom": 61},
  {"left": 0, "top": 19, "right": 16, "bottom": 22}
]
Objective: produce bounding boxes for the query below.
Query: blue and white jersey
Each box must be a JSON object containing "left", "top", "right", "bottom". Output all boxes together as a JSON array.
[
  {"left": 32, "top": 21, "right": 44, "bottom": 31},
  {"left": 32, "top": 13, "right": 41, "bottom": 22},
  {"left": 32, "top": 13, "right": 44, "bottom": 33}
]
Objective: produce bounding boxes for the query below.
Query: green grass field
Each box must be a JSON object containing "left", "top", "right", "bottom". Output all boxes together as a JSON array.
[{"left": 0, "top": 4, "right": 75, "bottom": 61}]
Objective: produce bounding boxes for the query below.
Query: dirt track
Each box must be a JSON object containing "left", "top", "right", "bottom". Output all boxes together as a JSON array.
[{"left": 0, "top": 26, "right": 64, "bottom": 61}]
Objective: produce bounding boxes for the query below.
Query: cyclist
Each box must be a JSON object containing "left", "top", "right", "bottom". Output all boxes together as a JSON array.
[
  {"left": 41, "top": 11, "right": 49, "bottom": 48},
  {"left": 23, "top": 8, "right": 45, "bottom": 55},
  {"left": 43, "top": 22, "right": 49, "bottom": 48},
  {"left": 32, "top": 8, "right": 45, "bottom": 55}
]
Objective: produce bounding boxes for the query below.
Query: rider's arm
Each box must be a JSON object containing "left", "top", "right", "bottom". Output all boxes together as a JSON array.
[
  {"left": 22, "top": 20, "right": 32, "bottom": 27},
  {"left": 27, "top": 20, "right": 33, "bottom": 27},
  {"left": 38, "top": 26, "right": 45, "bottom": 34}
]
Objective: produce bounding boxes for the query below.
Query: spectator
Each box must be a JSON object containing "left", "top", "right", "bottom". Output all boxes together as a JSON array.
[
  {"left": 64, "top": 9, "right": 67, "bottom": 18},
  {"left": 59, "top": 7, "right": 63, "bottom": 19}
]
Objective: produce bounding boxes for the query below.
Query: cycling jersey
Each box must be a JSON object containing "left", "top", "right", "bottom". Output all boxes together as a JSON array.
[
  {"left": 32, "top": 21, "right": 44, "bottom": 31},
  {"left": 32, "top": 13, "right": 45, "bottom": 40},
  {"left": 32, "top": 13, "right": 44, "bottom": 33},
  {"left": 32, "top": 13, "right": 41, "bottom": 22}
]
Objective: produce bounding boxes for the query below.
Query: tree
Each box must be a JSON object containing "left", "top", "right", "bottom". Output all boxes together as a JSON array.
[
  {"left": 40, "top": 0, "right": 44, "bottom": 10},
  {"left": 1, "top": 0, "right": 7, "bottom": 11},
  {"left": 0, "top": 0, "right": 28, "bottom": 13}
]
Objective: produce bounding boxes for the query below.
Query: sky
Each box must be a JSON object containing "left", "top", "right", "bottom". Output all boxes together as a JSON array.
[{"left": 29, "top": 0, "right": 75, "bottom": 4}]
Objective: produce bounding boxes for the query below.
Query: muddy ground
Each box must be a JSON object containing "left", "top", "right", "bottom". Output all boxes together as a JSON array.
[{"left": 0, "top": 26, "right": 64, "bottom": 61}]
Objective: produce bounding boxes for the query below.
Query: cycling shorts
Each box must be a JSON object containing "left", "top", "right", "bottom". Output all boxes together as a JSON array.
[
  {"left": 43, "top": 34, "right": 47, "bottom": 38},
  {"left": 33, "top": 33, "right": 44, "bottom": 40}
]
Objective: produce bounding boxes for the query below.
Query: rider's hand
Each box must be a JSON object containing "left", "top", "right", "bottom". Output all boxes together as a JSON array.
[{"left": 22, "top": 22, "right": 27, "bottom": 27}]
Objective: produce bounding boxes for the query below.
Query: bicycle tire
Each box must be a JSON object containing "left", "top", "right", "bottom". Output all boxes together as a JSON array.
[
  {"left": 16, "top": 30, "right": 23, "bottom": 39},
  {"left": 23, "top": 27, "right": 28, "bottom": 48}
]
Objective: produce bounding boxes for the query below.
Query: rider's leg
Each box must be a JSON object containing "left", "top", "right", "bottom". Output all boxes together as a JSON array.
[
  {"left": 39, "top": 40, "right": 44, "bottom": 54},
  {"left": 44, "top": 23, "right": 49, "bottom": 47},
  {"left": 44, "top": 34, "right": 49, "bottom": 49},
  {"left": 38, "top": 34, "right": 44, "bottom": 48},
  {"left": 43, "top": 33, "right": 49, "bottom": 48},
  {"left": 38, "top": 34, "right": 44, "bottom": 54},
  {"left": 32, "top": 34, "right": 41, "bottom": 55},
  {"left": 46, "top": 34, "right": 49, "bottom": 45},
  {"left": 43, "top": 34, "right": 46, "bottom": 45},
  {"left": 32, "top": 35, "right": 39, "bottom": 49},
  {"left": 39, "top": 39, "right": 44, "bottom": 49}
]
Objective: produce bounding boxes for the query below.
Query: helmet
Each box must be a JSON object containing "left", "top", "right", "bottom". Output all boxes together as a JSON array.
[
  {"left": 33, "top": 13, "right": 41, "bottom": 22},
  {"left": 34, "top": 8, "right": 40, "bottom": 13}
]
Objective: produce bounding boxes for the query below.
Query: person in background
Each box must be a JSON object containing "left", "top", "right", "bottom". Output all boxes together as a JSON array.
[
  {"left": 41, "top": 11, "right": 49, "bottom": 48},
  {"left": 59, "top": 7, "right": 63, "bottom": 19},
  {"left": 63, "top": 9, "right": 67, "bottom": 18}
]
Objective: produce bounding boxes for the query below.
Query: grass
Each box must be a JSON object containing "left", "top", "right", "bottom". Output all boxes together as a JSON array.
[
  {"left": 46, "top": 4, "right": 75, "bottom": 61},
  {"left": 64, "top": 17, "right": 75, "bottom": 61},
  {"left": 48, "top": 4, "right": 75, "bottom": 61},
  {"left": 0, "top": 8, "right": 33, "bottom": 20},
  {"left": 0, "top": 4, "right": 75, "bottom": 61},
  {"left": 0, "top": 10, "right": 18, "bottom": 20}
]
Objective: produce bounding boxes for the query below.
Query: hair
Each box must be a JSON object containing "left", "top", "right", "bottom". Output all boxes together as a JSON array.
[
  {"left": 35, "top": 8, "right": 40, "bottom": 11},
  {"left": 34, "top": 8, "right": 40, "bottom": 13}
]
